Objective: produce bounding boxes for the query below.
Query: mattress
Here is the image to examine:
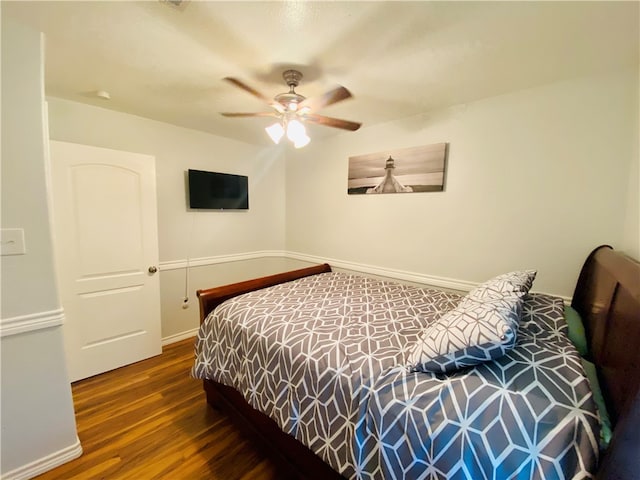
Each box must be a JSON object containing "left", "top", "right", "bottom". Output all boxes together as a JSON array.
[{"left": 192, "top": 272, "right": 599, "bottom": 479}]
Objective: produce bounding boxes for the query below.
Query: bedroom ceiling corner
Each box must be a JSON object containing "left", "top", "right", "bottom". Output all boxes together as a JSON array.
[{"left": 3, "top": 0, "right": 638, "bottom": 146}]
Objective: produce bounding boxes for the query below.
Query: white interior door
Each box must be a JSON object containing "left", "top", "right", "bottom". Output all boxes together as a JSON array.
[{"left": 50, "top": 140, "right": 161, "bottom": 382}]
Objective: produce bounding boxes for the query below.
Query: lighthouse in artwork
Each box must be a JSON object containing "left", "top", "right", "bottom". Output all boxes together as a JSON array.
[{"left": 366, "top": 156, "right": 413, "bottom": 194}]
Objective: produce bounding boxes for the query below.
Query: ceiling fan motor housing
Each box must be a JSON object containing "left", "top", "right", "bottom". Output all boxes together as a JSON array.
[
  {"left": 283, "top": 69, "right": 302, "bottom": 88},
  {"left": 276, "top": 69, "right": 306, "bottom": 108}
]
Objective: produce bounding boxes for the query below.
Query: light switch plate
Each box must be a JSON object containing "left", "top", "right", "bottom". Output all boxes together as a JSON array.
[{"left": 1, "top": 228, "right": 26, "bottom": 255}]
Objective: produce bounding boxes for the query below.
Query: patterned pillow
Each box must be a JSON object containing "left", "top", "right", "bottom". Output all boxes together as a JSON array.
[
  {"left": 465, "top": 270, "right": 537, "bottom": 302},
  {"left": 409, "top": 296, "right": 522, "bottom": 373}
]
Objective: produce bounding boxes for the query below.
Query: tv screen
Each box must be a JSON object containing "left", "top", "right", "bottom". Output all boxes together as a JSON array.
[{"left": 188, "top": 169, "right": 249, "bottom": 210}]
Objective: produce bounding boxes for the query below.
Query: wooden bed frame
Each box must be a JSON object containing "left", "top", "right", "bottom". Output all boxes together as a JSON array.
[{"left": 196, "top": 247, "right": 639, "bottom": 479}]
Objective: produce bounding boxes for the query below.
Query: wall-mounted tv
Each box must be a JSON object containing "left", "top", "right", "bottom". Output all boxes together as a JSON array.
[{"left": 187, "top": 169, "right": 249, "bottom": 210}]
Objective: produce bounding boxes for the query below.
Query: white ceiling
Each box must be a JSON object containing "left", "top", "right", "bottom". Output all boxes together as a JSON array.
[{"left": 4, "top": 1, "right": 638, "bottom": 146}]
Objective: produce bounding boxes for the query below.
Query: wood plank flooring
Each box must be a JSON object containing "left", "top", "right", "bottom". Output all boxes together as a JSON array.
[{"left": 35, "top": 338, "right": 286, "bottom": 480}]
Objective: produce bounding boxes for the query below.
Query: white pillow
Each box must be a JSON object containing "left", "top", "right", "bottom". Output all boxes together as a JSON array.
[
  {"left": 409, "top": 295, "right": 522, "bottom": 373},
  {"left": 465, "top": 270, "right": 537, "bottom": 302}
]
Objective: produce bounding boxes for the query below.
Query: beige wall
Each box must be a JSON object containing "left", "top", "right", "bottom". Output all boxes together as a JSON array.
[
  {"left": 46, "top": 98, "right": 290, "bottom": 340},
  {"left": 285, "top": 68, "right": 639, "bottom": 298},
  {"left": 160, "top": 256, "right": 313, "bottom": 339},
  {"left": 623, "top": 65, "right": 640, "bottom": 256},
  {"left": 2, "top": 20, "right": 58, "bottom": 318},
  {"left": 1, "top": 16, "right": 79, "bottom": 477},
  {"left": 46, "top": 98, "right": 287, "bottom": 262},
  {"left": 47, "top": 68, "right": 639, "bottom": 337}
]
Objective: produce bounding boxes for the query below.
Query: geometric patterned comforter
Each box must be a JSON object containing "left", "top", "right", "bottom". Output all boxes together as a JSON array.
[{"left": 192, "top": 272, "right": 599, "bottom": 479}]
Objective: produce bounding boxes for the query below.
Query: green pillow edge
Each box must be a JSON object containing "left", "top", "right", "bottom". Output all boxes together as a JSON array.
[
  {"left": 564, "top": 305, "right": 589, "bottom": 356},
  {"left": 581, "top": 358, "right": 613, "bottom": 450}
]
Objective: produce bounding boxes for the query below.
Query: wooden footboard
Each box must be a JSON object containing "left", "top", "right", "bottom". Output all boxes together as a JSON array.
[
  {"left": 196, "top": 263, "right": 341, "bottom": 479},
  {"left": 197, "top": 263, "right": 331, "bottom": 324},
  {"left": 204, "top": 379, "right": 343, "bottom": 480}
]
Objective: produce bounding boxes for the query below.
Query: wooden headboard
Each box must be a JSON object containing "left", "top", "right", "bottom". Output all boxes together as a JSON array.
[{"left": 570, "top": 245, "right": 640, "bottom": 479}]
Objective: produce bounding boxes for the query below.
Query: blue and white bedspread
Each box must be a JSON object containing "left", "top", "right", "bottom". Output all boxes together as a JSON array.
[{"left": 192, "top": 272, "right": 599, "bottom": 479}]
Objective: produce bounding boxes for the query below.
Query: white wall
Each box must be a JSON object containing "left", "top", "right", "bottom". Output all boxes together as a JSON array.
[
  {"left": 46, "top": 98, "right": 289, "bottom": 339},
  {"left": 622, "top": 65, "right": 640, "bottom": 256},
  {"left": 1, "top": 16, "right": 80, "bottom": 478},
  {"left": 1, "top": 22, "right": 58, "bottom": 319},
  {"left": 46, "top": 67, "right": 639, "bottom": 339},
  {"left": 46, "top": 98, "right": 287, "bottom": 262},
  {"left": 160, "top": 256, "right": 313, "bottom": 340},
  {"left": 286, "top": 68, "right": 640, "bottom": 298}
]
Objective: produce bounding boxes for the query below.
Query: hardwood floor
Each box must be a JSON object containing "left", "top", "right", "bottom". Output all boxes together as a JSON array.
[{"left": 35, "top": 338, "right": 285, "bottom": 480}]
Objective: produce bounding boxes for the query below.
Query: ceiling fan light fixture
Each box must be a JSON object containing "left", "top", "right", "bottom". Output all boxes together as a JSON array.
[
  {"left": 265, "top": 122, "right": 285, "bottom": 144},
  {"left": 293, "top": 134, "right": 311, "bottom": 149},
  {"left": 286, "top": 119, "right": 307, "bottom": 142},
  {"left": 222, "top": 69, "right": 360, "bottom": 145},
  {"left": 286, "top": 119, "right": 311, "bottom": 148}
]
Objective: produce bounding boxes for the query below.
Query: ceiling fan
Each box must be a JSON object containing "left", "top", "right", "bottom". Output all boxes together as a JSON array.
[{"left": 221, "top": 69, "right": 361, "bottom": 148}]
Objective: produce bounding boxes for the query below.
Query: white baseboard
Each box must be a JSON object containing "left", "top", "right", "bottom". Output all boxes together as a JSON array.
[
  {"left": 2, "top": 436, "right": 82, "bottom": 480},
  {"left": 162, "top": 328, "right": 198, "bottom": 346}
]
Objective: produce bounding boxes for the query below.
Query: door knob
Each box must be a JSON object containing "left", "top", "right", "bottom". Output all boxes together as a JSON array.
[{"left": 148, "top": 266, "right": 158, "bottom": 274}]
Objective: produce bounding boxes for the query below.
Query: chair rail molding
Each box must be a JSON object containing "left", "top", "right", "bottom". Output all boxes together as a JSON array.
[
  {"left": 0, "top": 308, "right": 65, "bottom": 337},
  {"left": 159, "top": 250, "right": 287, "bottom": 271},
  {"left": 158, "top": 250, "right": 476, "bottom": 292}
]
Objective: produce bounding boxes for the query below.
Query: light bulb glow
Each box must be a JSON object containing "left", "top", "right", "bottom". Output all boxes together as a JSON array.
[
  {"left": 265, "top": 122, "right": 284, "bottom": 144},
  {"left": 286, "top": 120, "right": 306, "bottom": 142},
  {"left": 294, "top": 134, "right": 310, "bottom": 149},
  {"left": 266, "top": 119, "right": 310, "bottom": 148}
]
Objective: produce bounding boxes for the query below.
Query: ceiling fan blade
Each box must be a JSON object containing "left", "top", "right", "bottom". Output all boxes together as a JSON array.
[
  {"left": 220, "top": 112, "right": 279, "bottom": 118},
  {"left": 303, "top": 113, "right": 361, "bottom": 131},
  {"left": 299, "top": 86, "right": 352, "bottom": 111},
  {"left": 223, "top": 77, "right": 271, "bottom": 103}
]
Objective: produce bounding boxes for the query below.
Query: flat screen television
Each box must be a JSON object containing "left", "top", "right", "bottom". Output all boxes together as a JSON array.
[{"left": 187, "top": 169, "right": 249, "bottom": 210}]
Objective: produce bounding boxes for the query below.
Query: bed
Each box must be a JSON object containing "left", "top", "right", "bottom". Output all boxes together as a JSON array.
[{"left": 192, "top": 246, "right": 639, "bottom": 479}]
